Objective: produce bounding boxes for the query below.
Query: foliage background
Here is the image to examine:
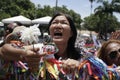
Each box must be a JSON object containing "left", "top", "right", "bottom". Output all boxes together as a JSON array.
[{"left": 0, "top": 0, "right": 120, "bottom": 40}]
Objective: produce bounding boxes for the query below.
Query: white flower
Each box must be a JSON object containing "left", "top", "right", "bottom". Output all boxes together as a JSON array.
[{"left": 20, "top": 24, "right": 41, "bottom": 45}]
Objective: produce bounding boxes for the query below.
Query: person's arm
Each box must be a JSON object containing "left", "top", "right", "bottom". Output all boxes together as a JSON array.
[
  {"left": 0, "top": 43, "right": 46, "bottom": 71},
  {"left": 0, "top": 44, "right": 26, "bottom": 61}
]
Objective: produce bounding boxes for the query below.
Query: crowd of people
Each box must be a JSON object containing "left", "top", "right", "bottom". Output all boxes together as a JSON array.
[{"left": 0, "top": 12, "right": 120, "bottom": 80}]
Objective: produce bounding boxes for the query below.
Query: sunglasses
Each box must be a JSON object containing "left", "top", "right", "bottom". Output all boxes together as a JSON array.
[{"left": 109, "top": 48, "right": 120, "bottom": 59}]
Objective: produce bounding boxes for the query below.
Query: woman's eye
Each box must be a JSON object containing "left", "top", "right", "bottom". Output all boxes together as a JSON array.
[
  {"left": 63, "top": 22, "right": 69, "bottom": 25},
  {"left": 51, "top": 21, "right": 69, "bottom": 25},
  {"left": 52, "top": 21, "right": 57, "bottom": 24}
]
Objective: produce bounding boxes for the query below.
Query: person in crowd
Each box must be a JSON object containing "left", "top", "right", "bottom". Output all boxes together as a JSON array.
[
  {"left": 0, "top": 24, "right": 44, "bottom": 80},
  {"left": 4, "top": 26, "right": 26, "bottom": 43},
  {"left": 30, "top": 12, "right": 81, "bottom": 79},
  {"left": 0, "top": 12, "right": 119, "bottom": 80},
  {"left": 4, "top": 22, "right": 22, "bottom": 38},
  {"left": 0, "top": 22, "right": 23, "bottom": 47},
  {"left": 110, "top": 30, "right": 120, "bottom": 40},
  {"left": 77, "top": 39, "right": 120, "bottom": 80},
  {"left": 48, "top": 12, "right": 81, "bottom": 79},
  {"left": 90, "top": 39, "right": 120, "bottom": 80},
  {"left": 48, "top": 12, "right": 81, "bottom": 59},
  {"left": 97, "top": 39, "right": 120, "bottom": 66},
  {"left": 0, "top": 12, "right": 81, "bottom": 80}
]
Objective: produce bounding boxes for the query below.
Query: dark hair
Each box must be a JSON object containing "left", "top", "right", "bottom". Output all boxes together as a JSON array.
[{"left": 48, "top": 12, "right": 81, "bottom": 60}]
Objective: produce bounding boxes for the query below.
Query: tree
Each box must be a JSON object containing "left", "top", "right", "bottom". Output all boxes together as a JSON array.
[
  {"left": 94, "top": 0, "right": 120, "bottom": 40},
  {"left": 0, "top": 0, "right": 82, "bottom": 31},
  {"left": 89, "top": 0, "right": 95, "bottom": 14},
  {"left": 0, "top": 0, "right": 36, "bottom": 20},
  {"left": 83, "top": 14, "right": 99, "bottom": 31},
  {"left": 95, "top": 0, "right": 120, "bottom": 16}
]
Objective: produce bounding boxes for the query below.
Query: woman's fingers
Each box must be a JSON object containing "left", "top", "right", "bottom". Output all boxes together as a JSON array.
[{"left": 61, "top": 58, "right": 80, "bottom": 74}]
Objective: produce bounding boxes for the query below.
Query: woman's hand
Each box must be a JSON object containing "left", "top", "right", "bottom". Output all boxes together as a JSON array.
[
  {"left": 115, "top": 66, "right": 120, "bottom": 73},
  {"left": 61, "top": 58, "right": 80, "bottom": 74},
  {"left": 23, "top": 45, "right": 47, "bottom": 72}
]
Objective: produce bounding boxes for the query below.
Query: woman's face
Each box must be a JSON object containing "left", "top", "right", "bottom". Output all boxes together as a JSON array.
[
  {"left": 105, "top": 42, "right": 120, "bottom": 66},
  {"left": 49, "top": 15, "right": 73, "bottom": 44}
]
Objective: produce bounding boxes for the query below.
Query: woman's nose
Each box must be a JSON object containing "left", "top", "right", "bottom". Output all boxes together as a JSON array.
[
  {"left": 55, "top": 22, "right": 62, "bottom": 28},
  {"left": 57, "top": 22, "right": 62, "bottom": 26}
]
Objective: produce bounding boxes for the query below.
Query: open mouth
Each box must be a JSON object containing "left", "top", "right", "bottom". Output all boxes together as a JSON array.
[
  {"left": 54, "top": 32, "right": 63, "bottom": 39},
  {"left": 54, "top": 33, "right": 62, "bottom": 36},
  {"left": 53, "top": 28, "right": 63, "bottom": 38}
]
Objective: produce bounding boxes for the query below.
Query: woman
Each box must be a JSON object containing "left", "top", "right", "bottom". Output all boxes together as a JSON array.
[
  {"left": 9, "top": 12, "right": 81, "bottom": 71},
  {"left": 27, "top": 12, "right": 81, "bottom": 79},
  {"left": 48, "top": 12, "right": 81, "bottom": 60},
  {"left": 0, "top": 25, "right": 45, "bottom": 80},
  {"left": 36, "top": 12, "right": 81, "bottom": 79},
  {"left": 92, "top": 39, "right": 120, "bottom": 80},
  {"left": 0, "top": 12, "right": 81, "bottom": 80},
  {"left": 97, "top": 39, "right": 120, "bottom": 66},
  {"left": 77, "top": 40, "right": 120, "bottom": 80},
  {"left": 47, "top": 12, "right": 81, "bottom": 79}
]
